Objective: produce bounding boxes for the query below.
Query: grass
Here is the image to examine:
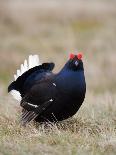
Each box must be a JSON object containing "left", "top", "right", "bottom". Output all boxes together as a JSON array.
[
  {"left": 0, "top": 0, "right": 116, "bottom": 154},
  {"left": 0, "top": 93, "right": 116, "bottom": 155}
]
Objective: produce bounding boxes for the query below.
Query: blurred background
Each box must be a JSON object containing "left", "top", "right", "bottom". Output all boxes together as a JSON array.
[
  {"left": 0, "top": 0, "right": 116, "bottom": 95},
  {"left": 0, "top": 1, "right": 116, "bottom": 154}
]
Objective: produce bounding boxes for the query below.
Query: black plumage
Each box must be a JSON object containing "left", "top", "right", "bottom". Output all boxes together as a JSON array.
[{"left": 8, "top": 54, "right": 86, "bottom": 125}]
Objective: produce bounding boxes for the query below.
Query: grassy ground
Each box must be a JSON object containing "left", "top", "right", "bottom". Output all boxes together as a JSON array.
[{"left": 0, "top": 0, "right": 116, "bottom": 154}]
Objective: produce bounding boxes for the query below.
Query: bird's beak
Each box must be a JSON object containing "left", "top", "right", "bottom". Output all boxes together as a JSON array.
[{"left": 75, "top": 61, "right": 79, "bottom": 66}]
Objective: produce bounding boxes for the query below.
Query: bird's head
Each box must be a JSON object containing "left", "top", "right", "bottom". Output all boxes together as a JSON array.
[{"left": 67, "top": 53, "right": 84, "bottom": 71}]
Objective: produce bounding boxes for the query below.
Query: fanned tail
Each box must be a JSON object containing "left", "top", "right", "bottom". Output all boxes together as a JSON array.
[
  {"left": 14, "top": 55, "right": 41, "bottom": 81},
  {"left": 9, "top": 55, "right": 41, "bottom": 101}
]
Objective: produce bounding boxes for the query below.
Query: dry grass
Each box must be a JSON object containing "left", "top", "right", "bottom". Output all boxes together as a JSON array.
[
  {"left": 0, "top": 0, "right": 116, "bottom": 155},
  {"left": 0, "top": 93, "right": 116, "bottom": 155}
]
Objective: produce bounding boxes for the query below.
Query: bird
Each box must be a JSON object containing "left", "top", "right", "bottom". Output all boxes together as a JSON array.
[{"left": 8, "top": 53, "right": 86, "bottom": 125}]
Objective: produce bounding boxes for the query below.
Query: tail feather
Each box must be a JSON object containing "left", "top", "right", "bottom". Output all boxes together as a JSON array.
[
  {"left": 9, "top": 55, "right": 41, "bottom": 101},
  {"left": 10, "top": 90, "right": 22, "bottom": 102},
  {"left": 14, "top": 55, "right": 41, "bottom": 81}
]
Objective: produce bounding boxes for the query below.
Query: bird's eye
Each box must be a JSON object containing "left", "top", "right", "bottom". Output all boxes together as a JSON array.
[
  {"left": 77, "top": 53, "right": 82, "bottom": 60},
  {"left": 69, "top": 53, "right": 75, "bottom": 60}
]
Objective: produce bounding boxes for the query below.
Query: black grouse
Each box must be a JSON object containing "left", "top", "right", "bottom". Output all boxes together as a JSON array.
[{"left": 8, "top": 53, "right": 86, "bottom": 125}]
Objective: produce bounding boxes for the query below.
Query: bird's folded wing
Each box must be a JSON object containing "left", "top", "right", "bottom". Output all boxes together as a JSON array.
[
  {"left": 8, "top": 61, "right": 55, "bottom": 100},
  {"left": 15, "top": 62, "right": 55, "bottom": 84},
  {"left": 20, "top": 99, "right": 53, "bottom": 126}
]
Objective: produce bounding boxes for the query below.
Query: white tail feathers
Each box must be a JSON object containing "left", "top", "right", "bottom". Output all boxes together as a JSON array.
[
  {"left": 10, "top": 55, "right": 41, "bottom": 102},
  {"left": 14, "top": 55, "right": 41, "bottom": 81},
  {"left": 10, "top": 90, "right": 22, "bottom": 102}
]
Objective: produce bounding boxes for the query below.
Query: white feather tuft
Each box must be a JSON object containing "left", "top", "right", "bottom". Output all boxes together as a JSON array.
[
  {"left": 14, "top": 55, "right": 41, "bottom": 81},
  {"left": 10, "top": 90, "right": 22, "bottom": 102},
  {"left": 27, "top": 103, "right": 38, "bottom": 108},
  {"left": 14, "top": 74, "right": 17, "bottom": 81}
]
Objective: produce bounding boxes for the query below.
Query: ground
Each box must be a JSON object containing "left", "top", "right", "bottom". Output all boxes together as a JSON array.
[{"left": 0, "top": 0, "right": 116, "bottom": 155}]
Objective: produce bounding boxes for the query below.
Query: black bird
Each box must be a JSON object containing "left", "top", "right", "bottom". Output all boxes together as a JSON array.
[{"left": 8, "top": 53, "right": 86, "bottom": 125}]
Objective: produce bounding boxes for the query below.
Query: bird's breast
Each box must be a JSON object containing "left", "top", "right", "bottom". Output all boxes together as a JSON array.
[{"left": 55, "top": 71, "right": 86, "bottom": 98}]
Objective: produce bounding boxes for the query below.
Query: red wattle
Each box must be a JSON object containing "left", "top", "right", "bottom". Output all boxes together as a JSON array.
[
  {"left": 70, "top": 53, "right": 75, "bottom": 59},
  {"left": 77, "top": 53, "right": 83, "bottom": 60}
]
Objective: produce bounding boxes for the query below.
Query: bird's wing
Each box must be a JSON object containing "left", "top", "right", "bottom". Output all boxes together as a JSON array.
[
  {"left": 8, "top": 54, "right": 55, "bottom": 101},
  {"left": 20, "top": 79, "right": 57, "bottom": 125},
  {"left": 8, "top": 62, "right": 55, "bottom": 93}
]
